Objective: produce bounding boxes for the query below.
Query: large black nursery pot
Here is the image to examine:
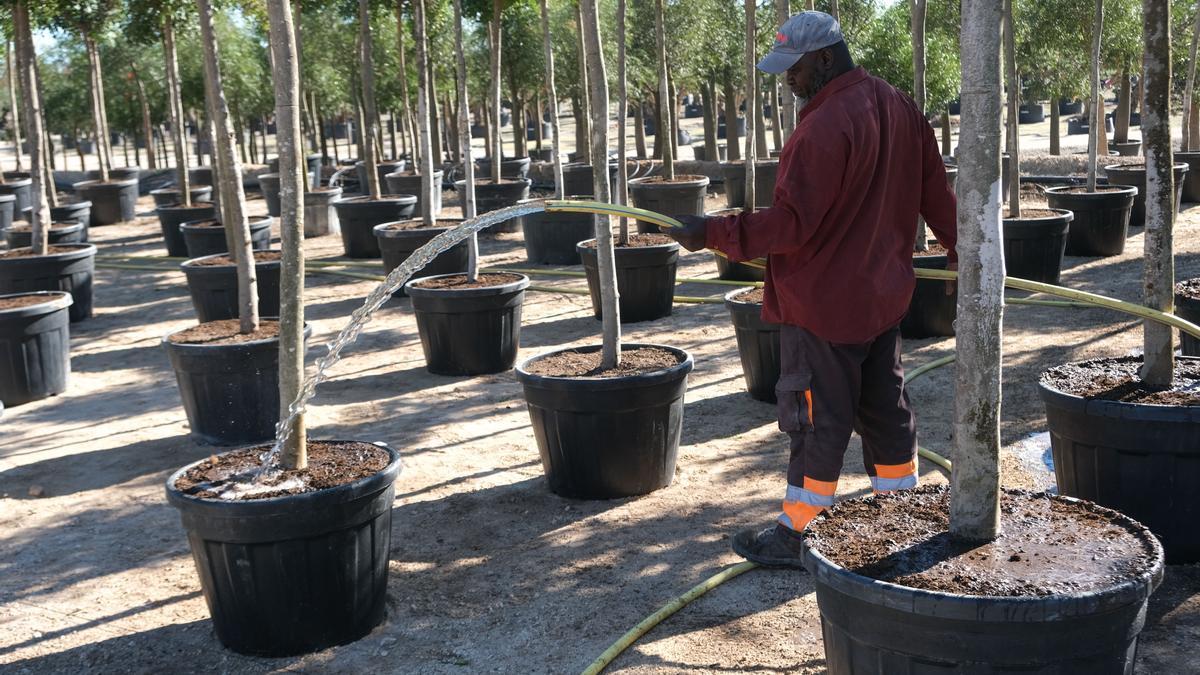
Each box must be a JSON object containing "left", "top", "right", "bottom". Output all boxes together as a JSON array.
[
  {"left": 0, "top": 243, "right": 96, "bottom": 323},
  {"left": 385, "top": 170, "right": 443, "bottom": 216},
  {"left": 356, "top": 159, "right": 407, "bottom": 193},
  {"left": 158, "top": 203, "right": 218, "bottom": 257},
  {"left": 258, "top": 172, "right": 281, "bottom": 217},
  {"left": 578, "top": 237, "right": 680, "bottom": 323},
  {"left": 189, "top": 166, "right": 215, "bottom": 187},
  {"left": 1104, "top": 162, "right": 1188, "bottom": 227},
  {"left": 901, "top": 252, "right": 956, "bottom": 339},
  {"left": 0, "top": 194, "right": 15, "bottom": 232},
  {"left": 72, "top": 179, "right": 138, "bottom": 225},
  {"left": 4, "top": 222, "right": 85, "bottom": 249},
  {"left": 1002, "top": 208, "right": 1072, "bottom": 284},
  {"left": 801, "top": 487, "right": 1165, "bottom": 674},
  {"left": 21, "top": 201, "right": 93, "bottom": 241},
  {"left": 476, "top": 156, "right": 532, "bottom": 180},
  {"left": 724, "top": 288, "right": 779, "bottom": 403},
  {"left": 181, "top": 251, "right": 282, "bottom": 322},
  {"left": 627, "top": 175, "right": 709, "bottom": 233},
  {"left": 720, "top": 160, "right": 779, "bottom": 209},
  {"left": 520, "top": 198, "right": 595, "bottom": 264},
  {"left": 515, "top": 343, "right": 694, "bottom": 499},
  {"left": 1044, "top": 185, "right": 1136, "bottom": 257},
  {"left": 374, "top": 219, "right": 468, "bottom": 297},
  {"left": 403, "top": 273, "right": 530, "bottom": 376},
  {"left": 151, "top": 185, "right": 213, "bottom": 208},
  {"left": 1017, "top": 102, "right": 1045, "bottom": 123},
  {"left": 1175, "top": 282, "right": 1200, "bottom": 356},
  {"left": 163, "top": 322, "right": 311, "bottom": 445},
  {"left": 1175, "top": 151, "right": 1200, "bottom": 202},
  {"left": 0, "top": 291, "right": 72, "bottom": 407},
  {"left": 165, "top": 441, "right": 400, "bottom": 656},
  {"left": 707, "top": 208, "right": 766, "bottom": 282},
  {"left": 559, "top": 162, "right": 617, "bottom": 197},
  {"left": 303, "top": 187, "right": 342, "bottom": 238},
  {"left": 1111, "top": 139, "right": 1142, "bottom": 156},
  {"left": 180, "top": 216, "right": 273, "bottom": 259},
  {"left": 334, "top": 195, "right": 418, "bottom": 258},
  {"left": 459, "top": 179, "right": 531, "bottom": 231},
  {"left": 1040, "top": 357, "right": 1200, "bottom": 563},
  {"left": 0, "top": 177, "right": 32, "bottom": 219}
]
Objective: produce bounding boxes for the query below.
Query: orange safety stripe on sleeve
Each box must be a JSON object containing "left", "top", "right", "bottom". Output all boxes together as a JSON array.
[
  {"left": 874, "top": 458, "right": 918, "bottom": 480},
  {"left": 802, "top": 476, "right": 838, "bottom": 496}
]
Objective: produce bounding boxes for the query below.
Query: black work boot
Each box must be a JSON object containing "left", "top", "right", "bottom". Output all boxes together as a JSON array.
[{"left": 731, "top": 523, "right": 807, "bottom": 569}]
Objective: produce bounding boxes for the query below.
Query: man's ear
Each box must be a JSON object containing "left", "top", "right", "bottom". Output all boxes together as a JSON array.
[{"left": 819, "top": 47, "right": 834, "bottom": 69}]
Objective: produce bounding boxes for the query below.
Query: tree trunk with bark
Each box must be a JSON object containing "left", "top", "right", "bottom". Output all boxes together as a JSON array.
[
  {"left": 394, "top": 4, "right": 417, "bottom": 163},
  {"left": 703, "top": 78, "right": 718, "bottom": 160},
  {"left": 634, "top": 97, "right": 647, "bottom": 158},
  {"left": 452, "top": 0, "right": 479, "bottom": 277},
  {"left": 415, "top": 0, "right": 437, "bottom": 230},
  {"left": 1049, "top": 97, "right": 1060, "bottom": 155},
  {"left": 427, "top": 59, "right": 441, "bottom": 163},
  {"left": 654, "top": 0, "right": 673, "bottom": 178},
  {"left": 1086, "top": 0, "right": 1103, "bottom": 192},
  {"left": 1115, "top": 70, "right": 1131, "bottom": 143},
  {"left": 1141, "top": 0, "right": 1174, "bottom": 388},
  {"left": 575, "top": 1, "right": 592, "bottom": 163},
  {"left": 950, "top": 0, "right": 1003, "bottom": 543},
  {"left": 776, "top": 0, "right": 793, "bottom": 142},
  {"left": 6, "top": 40, "right": 21, "bottom": 175},
  {"left": 743, "top": 0, "right": 757, "bottom": 209},
  {"left": 723, "top": 74, "right": 741, "bottom": 161},
  {"left": 490, "top": 0, "right": 503, "bottom": 181},
  {"left": 941, "top": 107, "right": 951, "bottom": 155},
  {"left": 616, "top": 0, "right": 629, "bottom": 242},
  {"left": 753, "top": 72, "right": 768, "bottom": 158},
  {"left": 1003, "top": 0, "right": 1019, "bottom": 218},
  {"left": 164, "top": 18, "right": 190, "bottom": 206},
  {"left": 541, "top": 0, "right": 564, "bottom": 199},
  {"left": 85, "top": 36, "right": 114, "bottom": 180},
  {"left": 358, "top": 0, "right": 382, "bottom": 199},
  {"left": 13, "top": 1, "right": 47, "bottom": 252},
  {"left": 1182, "top": 6, "right": 1200, "bottom": 151},
  {"left": 132, "top": 67, "right": 156, "bottom": 168}
]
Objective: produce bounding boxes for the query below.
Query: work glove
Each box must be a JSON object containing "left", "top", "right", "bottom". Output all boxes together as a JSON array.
[{"left": 666, "top": 214, "right": 708, "bottom": 252}]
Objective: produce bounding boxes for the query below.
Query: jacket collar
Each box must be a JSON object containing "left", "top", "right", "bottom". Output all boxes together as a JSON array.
[{"left": 796, "top": 67, "right": 868, "bottom": 124}]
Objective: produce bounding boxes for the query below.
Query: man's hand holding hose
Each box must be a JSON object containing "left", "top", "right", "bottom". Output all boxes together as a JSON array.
[{"left": 666, "top": 215, "right": 709, "bottom": 252}]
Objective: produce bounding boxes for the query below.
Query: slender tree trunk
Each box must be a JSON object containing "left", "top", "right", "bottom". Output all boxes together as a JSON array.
[
  {"left": 7, "top": 41, "right": 21, "bottom": 174},
  {"left": 616, "top": 0, "right": 629, "bottom": 242},
  {"left": 132, "top": 67, "right": 156, "bottom": 169},
  {"left": 1182, "top": 5, "right": 1200, "bottom": 151},
  {"left": 580, "top": 0, "right": 620, "bottom": 368},
  {"left": 753, "top": 72, "right": 768, "bottom": 158},
  {"left": 634, "top": 97, "right": 647, "bottom": 158},
  {"left": 512, "top": 92, "right": 526, "bottom": 158},
  {"left": 1191, "top": 104, "right": 1200, "bottom": 152},
  {"left": 723, "top": 74, "right": 741, "bottom": 161},
  {"left": 744, "top": 0, "right": 757, "bottom": 209},
  {"left": 1141, "top": 0, "right": 1174, "bottom": 387},
  {"left": 654, "top": 0, "right": 673, "bottom": 178},
  {"left": 490, "top": 0, "right": 503, "bottom": 181},
  {"left": 414, "top": 0, "right": 437, "bottom": 229},
  {"left": 575, "top": 1, "right": 592, "bottom": 164},
  {"left": 941, "top": 107, "right": 951, "bottom": 155},
  {"left": 1049, "top": 97, "right": 1060, "bottom": 155},
  {"left": 540, "top": 0, "right": 564, "bottom": 198},
  {"left": 533, "top": 92, "right": 543, "bottom": 150},
  {"left": 1086, "top": 0, "right": 1103, "bottom": 192},
  {"left": 828, "top": 0, "right": 839, "bottom": 20},
  {"left": 427, "top": 59, "right": 441, "bottom": 163},
  {"left": 775, "top": 0, "right": 793, "bottom": 142},
  {"left": 266, "top": 0, "right": 306, "bottom": 468},
  {"left": 651, "top": 90, "right": 662, "bottom": 159},
  {"left": 911, "top": 0, "right": 929, "bottom": 249},
  {"left": 1115, "top": 70, "right": 1131, "bottom": 143},
  {"left": 770, "top": 75, "right": 782, "bottom": 151},
  {"left": 452, "top": 0, "right": 478, "bottom": 277},
  {"left": 669, "top": 75, "right": 681, "bottom": 160},
  {"left": 702, "top": 78, "right": 718, "bottom": 160},
  {"left": 394, "top": 5, "right": 417, "bottom": 164},
  {"left": 358, "top": 0, "right": 382, "bottom": 199},
  {"left": 13, "top": 2, "right": 47, "bottom": 252},
  {"left": 163, "top": 19, "right": 190, "bottom": 207},
  {"left": 950, "top": 0, "right": 1003, "bottom": 543},
  {"left": 443, "top": 94, "right": 458, "bottom": 163},
  {"left": 1003, "top": 0, "right": 1019, "bottom": 218},
  {"left": 197, "top": 0, "right": 258, "bottom": 334},
  {"left": 84, "top": 36, "right": 110, "bottom": 182}
]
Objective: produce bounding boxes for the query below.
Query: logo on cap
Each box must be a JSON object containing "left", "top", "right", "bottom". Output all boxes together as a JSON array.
[{"left": 776, "top": 31, "right": 787, "bottom": 44}]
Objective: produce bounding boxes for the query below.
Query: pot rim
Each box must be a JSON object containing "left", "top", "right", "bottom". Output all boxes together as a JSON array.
[
  {"left": 515, "top": 342, "right": 695, "bottom": 390},
  {"left": 0, "top": 242, "right": 97, "bottom": 261},
  {"left": 453, "top": 177, "right": 532, "bottom": 188},
  {"left": 1001, "top": 207, "right": 1074, "bottom": 224},
  {"left": 576, "top": 237, "right": 682, "bottom": 254},
  {"left": 723, "top": 286, "right": 765, "bottom": 306},
  {"left": 373, "top": 219, "right": 463, "bottom": 238},
  {"left": 334, "top": 193, "right": 419, "bottom": 207},
  {"left": 156, "top": 203, "right": 218, "bottom": 214},
  {"left": 181, "top": 249, "right": 283, "bottom": 269},
  {"left": 0, "top": 194, "right": 15, "bottom": 203},
  {"left": 404, "top": 271, "right": 529, "bottom": 298},
  {"left": 179, "top": 216, "right": 273, "bottom": 231},
  {"left": 627, "top": 174, "right": 711, "bottom": 188},
  {"left": 0, "top": 177, "right": 32, "bottom": 187},
  {"left": 1043, "top": 184, "right": 1139, "bottom": 198},
  {"left": 71, "top": 178, "right": 138, "bottom": 190},
  {"left": 1103, "top": 162, "right": 1189, "bottom": 173},
  {"left": 160, "top": 318, "right": 307, "bottom": 351},
  {"left": 0, "top": 290, "right": 72, "bottom": 316},
  {"left": 1038, "top": 356, "right": 1200, "bottom": 417}
]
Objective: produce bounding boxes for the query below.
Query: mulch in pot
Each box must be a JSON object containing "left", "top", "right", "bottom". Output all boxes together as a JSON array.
[
  {"left": 409, "top": 272, "right": 522, "bottom": 290},
  {"left": 525, "top": 346, "right": 683, "bottom": 378},
  {"left": 1040, "top": 356, "right": 1200, "bottom": 406},
  {"left": 166, "top": 318, "right": 281, "bottom": 345},
  {"left": 187, "top": 251, "right": 283, "bottom": 266},
  {"left": 173, "top": 441, "right": 390, "bottom": 500},
  {"left": 580, "top": 233, "right": 675, "bottom": 249}
]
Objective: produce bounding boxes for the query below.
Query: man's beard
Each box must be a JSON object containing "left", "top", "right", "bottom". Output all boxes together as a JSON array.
[{"left": 797, "top": 69, "right": 833, "bottom": 109}]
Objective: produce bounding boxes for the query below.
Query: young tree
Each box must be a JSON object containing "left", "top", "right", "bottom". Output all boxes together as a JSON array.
[
  {"left": 53, "top": 0, "right": 119, "bottom": 181},
  {"left": 742, "top": 0, "right": 756, "bottom": 208},
  {"left": 950, "top": 0, "right": 1003, "bottom": 541},
  {"left": 653, "top": 0, "right": 672, "bottom": 178},
  {"left": 1141, "top": 0, "right": 1173, "bottom": 387},
  {"left": 12, "top": 0, "right": 48, "bottom": 253},
  {"left": 539, "top": 0, "right": 562, "bottom": 198},
  {"left": 1086, "top": 0, "right": 1102, "bottom": 192},
  {"left": 453, "top": 0, "right": 478, "bottom": 276},
  {"left": 414, "top": 0, "right": 434, "bottom": 224},
  {"left": 197, "top": 0, "right": 258, "bottom": 334},
  {"left": 6, "top": 40, "right": 22, "bottom": 173},
  {"left": 1182, "top": 6, "right": 1200, "bottom": 151},
  {"left": 266, "top": 0, "right": 306, "bottom": 468},
  {"left": 776, "top": 0, "right": 792, "bottom": 141},
  {"left": 489, "top": 0, "right": 503, "bottom": 181},
  {"left": 357, "top": 0, "right": 382, "bottom": 199},
  {"left": 1002, "top": 0, "right": 1019, "bottom": 218},
  {"left": 615, "top": 0, "right": 629, "bottom": 243}
]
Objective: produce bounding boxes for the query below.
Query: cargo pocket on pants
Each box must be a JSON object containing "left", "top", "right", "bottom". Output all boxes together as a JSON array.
[{"left": 776, "top": 374, "right": 813, "bottom": 433}]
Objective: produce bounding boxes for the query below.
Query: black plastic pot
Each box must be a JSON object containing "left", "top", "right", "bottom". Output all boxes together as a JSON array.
[
  {"left": 384, "top": 170, "right": 443, "bottom": 216},
  {"left": 1045, "top": 186, "right": 1136, "bottom": 257},
  {"left": 72, "top": 179, "right": 138, "bottom": 225},
  {"left": 165, "top": 441, "right": 399, "bottom": 656},
  {"left": 163, "top": 323, "right": 310, "bottom": 445},
  {"left": 303, "top": 187, "right": 342, "bottom": 238},
  {"left": 1059, "top": 98, "right": 1083, "bottom": 115},
  {"left": 578, "top": 238, "right": 679, "bottom": 323},
  {"left": 1041, "top": 365, "right": 1200, "bottom": 563},
  {"left": 521, "top": 200, "right": 594, "bottom": 264},
  {"left": 258, "top": 172, "right": 281, "bottom": 217},
  {"left": 1175, "top": 151, "right": 1200, "bottom": 203},
  {"left": 189, "top": 166, "right": 214, "bottom": 187},
  {"left": 5, "top": 222, "right": 85, "bottom": 248},
  {"left": 1017, "top": 103, "right": 1044, "bottom": 124},
  {"left": 0, "top": 244, "right": 96, "bottom": 323},
  {"left": 477, "top": 156, "right": 532, "bottom": 179},
  {"left": 1002, "top": 209, "right": 1072, "bottom": 284},
  {"left": 41, "top": 201, "right": 93, "bottom": 232},
  {"left": 725, "top": 288, "right": 779, "bottom": 403},
  {"left": 0, "top": 178, "right": 32, "bottom": 219},
  {"left": 0, "top": 194, "right": 13, "bottom": 232},
  {"left": 404, "top": 273, "right": 530, "bottom": 376},
  {"left": 375, "top": 220, "right": 468, "bottom": 297},
  {"left": 559, "top": 162, "right": 617, "bottom": 197},
  {"left": 1104, "top": 162, "right": 1188, "bottom": 227},
  {"left": 900, "top": 254, "right": 956, "bottom": 339},
  {"left": 692, "top": 145, "right": 727, "bottom": 162},
  {"left": 1111, "top": 139, "right": 1141, "bottom": 156},
  {"left": 515, "top": 343, "right": 694, "bottom": 499},
  {"left": 333, "top": 195, "right": 418, "bottom": 258},
  {"left": 0, "top": 291, "right": 72, "bottom": 407},
  {"left": 181, "top": 252, "right": 282, "bottom": 322},
  {"left": 150, "top": 186, "right": 214, "bottom": 208},
  {"left": 720, "top": 161, "right": 779, "bottom": 209},
  {"left": 628, "top": 175, "right": 710, "bottom": 234},
  {"left": 158, "top": 204, "right": 218, "bottom": 257},
  {"left": 458, "top": 179, "right": 531, "bottom": 230},
  {"left": 1176, "top": 285, "right": 1200, "bottom": 356},
  {"left": 355, "top": 159, "right": 406, "bottom": 194},
  {"left": 180, "top": 217, "right": 273, "bottom": 259},
  {"left": 802, "top": 487, "right": 1164, "bottom": 673}
]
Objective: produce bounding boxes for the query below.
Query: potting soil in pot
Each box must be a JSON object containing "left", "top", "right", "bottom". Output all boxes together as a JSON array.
[
  {"left": 0, "top": 245, "right": 77, "bottom": 259},
  {"left": 0, "top": 294, "right": 60, "bottom": 310},
  {"left": 166, "top": 318, "right": 280, "bottom": 345},
  {"left": 578, "top": 233, "right": 674, "bottom": 249},
  {"left": 187, "top": 250, "right": 283, "bottom": 266},
  {"left": 736, "top": 287, "right": 765, "bottom": 304},
  {"left": 1041, "top": 356, "right": 1200, "bottom": 405},
  {"left": 173, "top": 441, "right": 390, "bottom": 500},
  {"left": 914, "top": 242, "right": 950, "bottom": 257},
  {"left": 409, "top": 272, "right": 522, "bottom": 290},
  {"left": 524, "top": 346, "right": 683, "bottom": 378},
  {"left": 804, "top": 485, "right": 1159, "bottom": 596}
]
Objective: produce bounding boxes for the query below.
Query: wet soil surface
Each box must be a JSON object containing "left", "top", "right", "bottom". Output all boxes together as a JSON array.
[
  {"left": 804, "top": 485, "right": 1158, "bottom": 597},
  {"left": 0, "top": 245, "right": 84, "bottom": 258},
  {"left": 525, "top": 346, "right": 683, "bottom": 378},
  {"left": 382, "top": 218, "right": 463, "bottom": 231},
  {"left": 1041, "top": 356, "right": 1200, "bottom": 405},
  {"left": 731, "top": 287, "right": 765, "bottom": 304},
  {"left": 580, "top": 233, "right": 674, "bottom": 249},
  {"left": 186, "top": 250, "right": 282, "bottom": 266},
  {"left": 0, "top": 294, "right": 63, "bottom": 310},
  {"left": 174, "top": 441, "right": 391, "bottom": 500},
  {"left": 410, "top": 273, "right": 523, "bottom": 290},
  {"left": 166, "top": 319, "right": 281, "bottom": 345},
  {"left": 1176, "top": 277, "right": 1200, "bottom": 300}
]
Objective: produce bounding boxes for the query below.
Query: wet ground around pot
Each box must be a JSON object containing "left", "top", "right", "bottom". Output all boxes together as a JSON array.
[{"left": 0, "top": 189, "right": 1197, "bottom": 673}]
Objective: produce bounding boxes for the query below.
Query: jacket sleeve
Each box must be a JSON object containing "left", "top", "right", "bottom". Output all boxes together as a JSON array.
[
  {"left": 919, "top": 123, "right": 958, "bottom": 265},
  {"left": 705, "top": 129, "right": 848, "bottom": 262}
]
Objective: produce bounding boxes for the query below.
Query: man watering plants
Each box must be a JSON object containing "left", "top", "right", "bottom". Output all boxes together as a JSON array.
[{"left": 666, "top": 11, "right": 958, "bottom": 568}]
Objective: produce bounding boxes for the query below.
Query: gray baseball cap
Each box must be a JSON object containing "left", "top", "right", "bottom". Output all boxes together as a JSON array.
[{"left": 757, "top": 11, "right": 843, "bottom": 74}]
